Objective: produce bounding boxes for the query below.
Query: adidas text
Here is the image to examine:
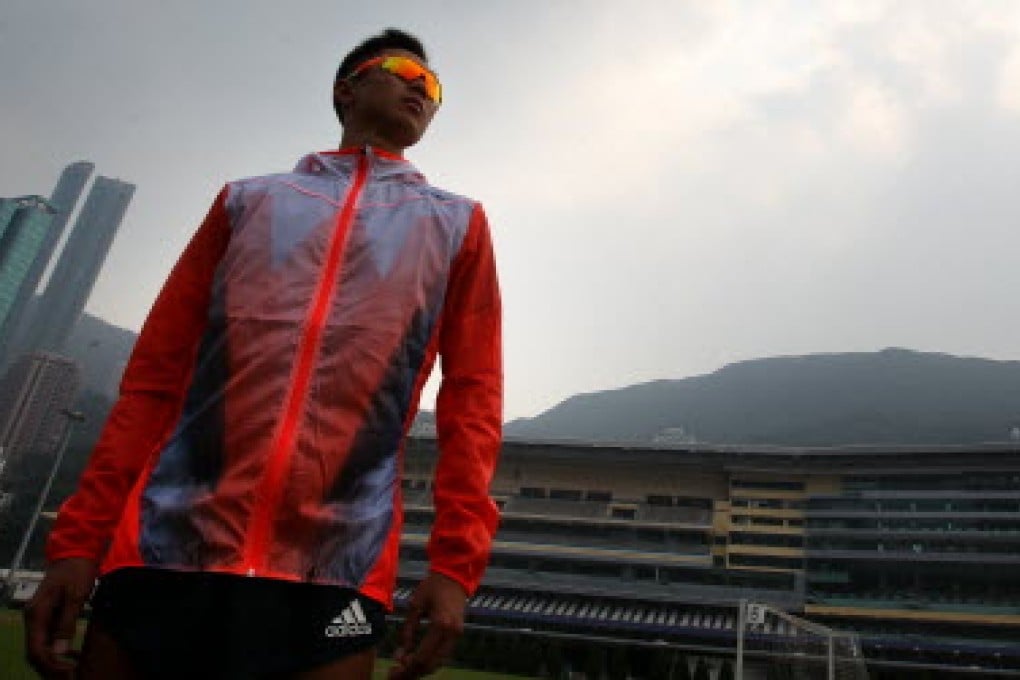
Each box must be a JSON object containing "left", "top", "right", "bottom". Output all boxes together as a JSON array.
[
  {"left": 325, "top": 599, "right": 372, "bottom": 638},
  {"left": 325, "top": 622, "right": 372, "bottom": 637}
]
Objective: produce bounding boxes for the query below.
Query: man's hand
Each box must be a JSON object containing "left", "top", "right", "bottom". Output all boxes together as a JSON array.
[
  {"left": 23, "top": 557, "right": 98, "bottom": 679},
  {"left": 388, "top": 571, "right": 468, "bottom": 679}
]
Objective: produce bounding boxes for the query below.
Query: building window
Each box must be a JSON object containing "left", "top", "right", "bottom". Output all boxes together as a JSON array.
[
  {"left": 732, "top": 479, "right": 806, "bottom": 491},
  {"left": 729, "top": 554, "right": 803, "bottom": 570},
  {"left": 752, "top": 517, "right": 784, "bottom": 526},
  {"left": 730, "top": 532, "right": 803, "bottom": 548},
  {"left": 611, "top": 507, "right": 636, "bottom": 520},
  {"left": 676, "top": 497, "right": 713, "bottom": 509}
]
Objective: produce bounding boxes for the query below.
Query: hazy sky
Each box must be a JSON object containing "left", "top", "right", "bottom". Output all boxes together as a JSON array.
[{"left": 3, "top": 1, "right": 1020, "bottom": 420}]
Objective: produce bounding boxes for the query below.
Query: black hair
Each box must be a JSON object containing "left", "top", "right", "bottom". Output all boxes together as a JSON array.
[{"left": 333, "top": 28, "right": 429, "bottom": 123}]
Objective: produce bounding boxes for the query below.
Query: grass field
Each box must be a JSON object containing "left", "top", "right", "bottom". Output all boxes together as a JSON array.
[{"left": 0, "top": 608, "right": 530, "bottom": 679}]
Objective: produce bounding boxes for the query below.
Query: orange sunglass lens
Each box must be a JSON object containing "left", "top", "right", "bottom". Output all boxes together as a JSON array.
[{"left": 381, "top": 57, "right": 442, "bottom": 104}]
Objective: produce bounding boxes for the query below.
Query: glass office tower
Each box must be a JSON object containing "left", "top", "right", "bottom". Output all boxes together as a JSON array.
[
  {"left": 18, "top": 176, "right": 134, "bottom": 354},
  {"left": 0, "top": 162, "right": 94, "bottom": 368},
  {"left": 0, "top": 197, "right": 58, "bottom": 343}
]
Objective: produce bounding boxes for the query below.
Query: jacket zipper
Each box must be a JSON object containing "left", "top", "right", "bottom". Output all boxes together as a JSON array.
[{"left": 241, "top": 149, "right": 371, "bottom": 575}]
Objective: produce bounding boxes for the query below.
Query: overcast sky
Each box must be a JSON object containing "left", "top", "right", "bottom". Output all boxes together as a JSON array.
[{"left": 3, "top": 1, "right": 1020, "bottom": 420}]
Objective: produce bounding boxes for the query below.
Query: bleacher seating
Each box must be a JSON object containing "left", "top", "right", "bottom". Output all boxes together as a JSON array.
[
  {"left": 502, "top": 497, "right": 610, "bottom": 518},
  {"left": 401, "top": 489, "right": 432, "bottom": 507},
  {"left": 637, "top": 505, "right": 713, "bottom": 524},
  {"left": 492, "top": 528, "right": 708, "bottom": 555}
]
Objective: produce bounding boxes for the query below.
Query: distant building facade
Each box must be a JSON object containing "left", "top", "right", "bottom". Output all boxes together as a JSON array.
[
  {"left": 22, "top": 162, "right": 95, "bottom": 310},
  {"left": 10, "top": 163, "right": 95, "bottom": 337},
  {"left": 0, "top": 196, "right": 58, "bottom": 346},
  {"left": 0, "top": 352, "right": 80, "bottom": 476},
  {"left": 46, "top": 162, "right": 94, "bottom": 229},
  {"left": 0, "top": 198, "right": 21, "bottom": 236},
  {"left": 0, "top": 161, "right": 97, "bottom": 369},
  {"left": 398, "top": 437, "right": 1020, "bottom": 677},
  {"left": 17, "top": 175, "right": 134, "bottom": 356}
]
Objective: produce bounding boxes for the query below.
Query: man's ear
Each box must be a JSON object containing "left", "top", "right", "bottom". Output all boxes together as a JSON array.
[{"left": 334, "top": 80, "right": 355, "bottom": 117}]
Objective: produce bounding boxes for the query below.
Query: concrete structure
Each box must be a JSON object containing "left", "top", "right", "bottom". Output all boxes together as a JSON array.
[
  {"left": 19, "top": 176, "right": 134, "bottom": 354},
  {"left": 396, "top": 437, "right": 1020, "bottom": 676},
  {"left": 6, "top": 434, "right": 1017, "bottom": 675}
]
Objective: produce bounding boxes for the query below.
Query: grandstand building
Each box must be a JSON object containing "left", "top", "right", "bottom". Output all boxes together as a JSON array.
[{"left": 397, "top": 437, "right": 1020, "bottom": 676}]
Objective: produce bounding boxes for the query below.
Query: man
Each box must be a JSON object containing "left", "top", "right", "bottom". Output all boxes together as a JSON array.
[{"left": 24, "top": 27, "right": 502, "bottom": 680}]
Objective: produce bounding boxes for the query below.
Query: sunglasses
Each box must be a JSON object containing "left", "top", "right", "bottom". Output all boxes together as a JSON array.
[{"left": 349, "top": 55, "right": 443, "bottom": 105}]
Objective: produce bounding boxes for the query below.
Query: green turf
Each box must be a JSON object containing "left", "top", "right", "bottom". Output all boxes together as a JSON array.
[
  {"left": 1, "top": 608, "right": 530, "bottom": 679},
  {"left": 1, "top": 609, "right": 37, "bottom": 680}
]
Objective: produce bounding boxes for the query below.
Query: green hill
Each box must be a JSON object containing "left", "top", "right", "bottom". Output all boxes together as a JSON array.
[{"left": 504, "top": 348, "right": 1020, "bottom": 446}]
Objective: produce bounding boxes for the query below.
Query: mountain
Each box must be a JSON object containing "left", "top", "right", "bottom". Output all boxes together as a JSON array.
[
  {"left": 504, "top": 348, "right": 1020, "bottom": 446},
  {"left": 53, "top": 331, "right": 1020, "bottom": 448},
  {"left": 64, "top": 311, "right": 137, "bottom": 398}
]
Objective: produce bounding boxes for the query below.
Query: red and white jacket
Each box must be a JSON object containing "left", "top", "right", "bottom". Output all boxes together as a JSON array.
[{"left": 46, "top": 148, "right": 503, "bottom": 608}]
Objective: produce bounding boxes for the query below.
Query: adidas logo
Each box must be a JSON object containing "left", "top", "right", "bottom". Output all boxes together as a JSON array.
[{"left": 324, "top": 599, "right": 373, "bottom": 638}]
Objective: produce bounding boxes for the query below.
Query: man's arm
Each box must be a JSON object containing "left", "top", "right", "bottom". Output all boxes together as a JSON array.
[
  {"left": 429, "top": 202, "right": 502, "bottom": 594},
  {"left": 24, "top": 188, "right": 232, "bottom": 678},
  {"left": 391, "top": 203, "right": 502, "bottom": 680}
]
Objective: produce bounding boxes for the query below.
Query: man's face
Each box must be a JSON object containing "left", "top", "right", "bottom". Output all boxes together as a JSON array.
[{"left": 335, "top": 48, "right": 440, "bottom": 151}]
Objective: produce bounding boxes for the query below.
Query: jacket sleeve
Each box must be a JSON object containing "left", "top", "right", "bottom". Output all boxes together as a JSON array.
[
  {"left": 45, "top": 188, "right": 232, "bottom": 563},
  {"left": 427, "top": 203, "right": 503, "bottom": 595}
]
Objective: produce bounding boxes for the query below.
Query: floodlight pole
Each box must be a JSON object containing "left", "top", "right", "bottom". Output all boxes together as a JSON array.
[
  {"left": 736, "top": 598, "right": 746, "bottom": 680},
  {"left": 3, "top": 409, "right": 84, "bottom": 602}
]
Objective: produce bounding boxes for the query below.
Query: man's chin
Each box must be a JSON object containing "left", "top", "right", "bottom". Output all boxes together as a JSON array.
[{"left": 387, "top": 128, "right": 426, "bottom": 152}]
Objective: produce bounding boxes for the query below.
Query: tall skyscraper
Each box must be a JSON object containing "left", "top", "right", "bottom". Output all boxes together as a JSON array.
[
  {"left": 47, "top": 162, "right": 94, "bottom": 224},
  {"left": 19, "top": 176, "right": 135, "bottom": 354},
  {"left": 16, "top": 162, "right": 95, "bottom": 318},
  {"left": 0, "top": 197, "right": 58, "bottom": 345},
  {"left": 0, "top": 162, "right": 94, "bottom": 369},
  {"left": 0, "top": 198, "right": 22, "bottom": 241},
  {"left": 0, "top": 352, "right": 80, "bottom": 474},
  {"left": 0, "top": 352, "right": 79, "bottom": 531}
]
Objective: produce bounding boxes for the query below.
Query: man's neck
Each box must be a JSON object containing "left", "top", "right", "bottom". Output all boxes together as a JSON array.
[{"left": 338, "top": 130, "right": 404, "bottom": 156}]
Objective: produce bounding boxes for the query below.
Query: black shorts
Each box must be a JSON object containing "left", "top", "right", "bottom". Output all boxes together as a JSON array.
[{"left": 88, "top": 567, "right": 387, "bottom": 679}]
